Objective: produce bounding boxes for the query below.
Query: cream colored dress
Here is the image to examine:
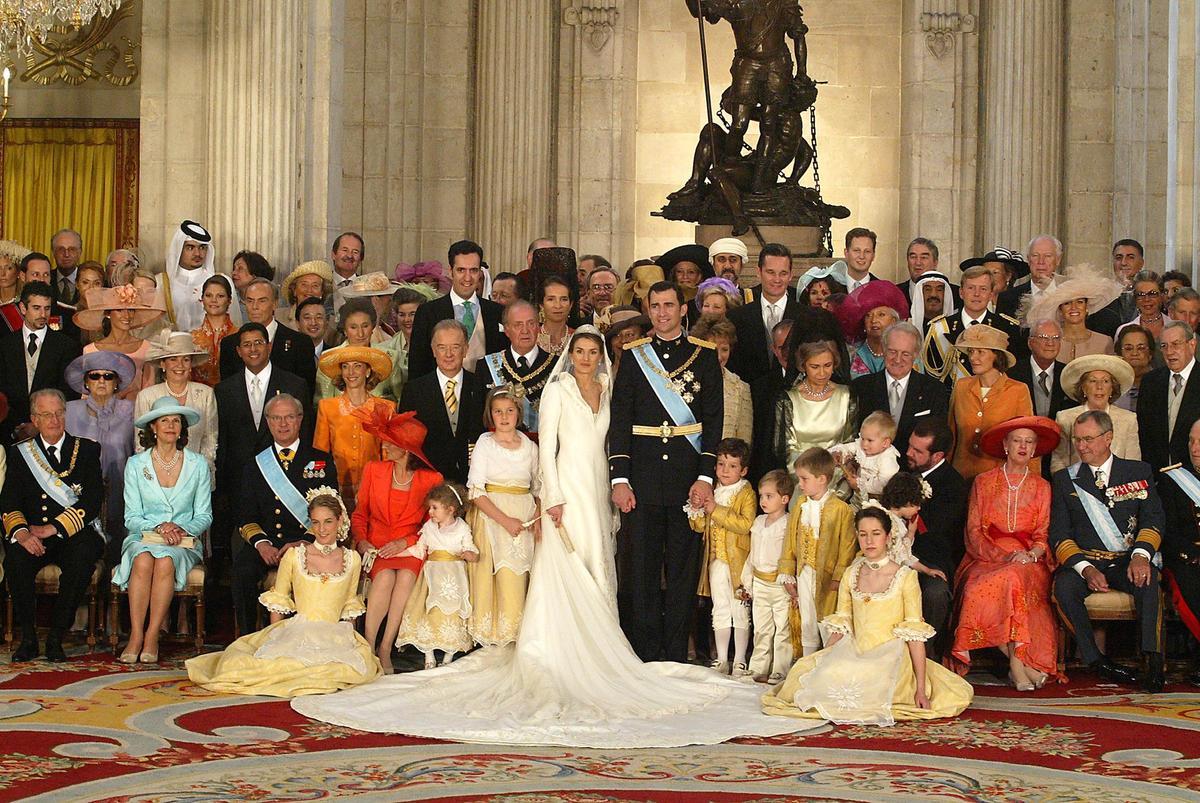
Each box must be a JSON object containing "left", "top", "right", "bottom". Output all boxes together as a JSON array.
[
  {"left": 773, "top": 383, "right": 855, "bottom": 470},
  {"left": 397, "top": 517, "right": 477, "bottom": 654},
  {"left": 467, "top": 431, "right": 540, "bottom": 647},
  {"left": 762, "top": 558, "right": 973, "bottom": 725}
]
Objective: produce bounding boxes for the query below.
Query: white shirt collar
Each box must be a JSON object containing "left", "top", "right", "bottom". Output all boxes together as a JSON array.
[
  {"left": 1087, "top": 453, "right": 1115, "bottom": 480},
  {"left": 920, "top": 458, "right": 946, "bottom": 479},
  {"left": 437, "top": 367, "right": 464, "bottom": 394},
  {"left": 245, "top": 361, "right": 273, "bottom": 386},
  {"left": 760, "top": 293, "right": 786, "bottom": 313},
  {"left": 1172, "top": 357, "right": 1196, "bottom": 385},
  {"left": 961, "top": 309, "right": 986, "bottom": 327},
  {"left": 275, "top": 438, "right": 300, "bottom": 455},
  {"left": 450, "top": 288, "right": 478, "bottom": 307},
  {"left": 21, "top": 324, "right": 46, "bottom": 342},
  {"left": 1030, "top": 277, "right": 1057, "bottom": 296},
  {"left": 264, "top": 319, "right": 278, "bottom": 341},
  {"left": 1030, "top": 355, "right": 1056, "bottom": 376},
  {"left": 884, "top": 369, "right": 910, "bottom": 391},
  {"left": 57, "top": 267, "right": 77, "bottom": 283},
  {"left": 511, "top": 345, "right": 540, "bottom": 364},
  {"left": 41, "top": 434, "right": 65, "bottom": 453}
]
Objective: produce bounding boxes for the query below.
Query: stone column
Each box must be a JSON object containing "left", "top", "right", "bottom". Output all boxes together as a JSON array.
[
  {"left": 978, "top": 2, "right": 1065, "bottom": 250},
  {"left": 472, "top": 0, "right": 558, "bottom": 273}
]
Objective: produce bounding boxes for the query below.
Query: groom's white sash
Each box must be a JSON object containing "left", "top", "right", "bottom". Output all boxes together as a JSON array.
[{"left": 631, "top": 345, "right": 701, "bottom": 453}]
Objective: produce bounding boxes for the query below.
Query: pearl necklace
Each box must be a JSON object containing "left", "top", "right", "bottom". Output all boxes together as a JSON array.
[
  {"left": 166, "top": 382, "right": 188, "bottom": 403},
  {"left": 1003, "top": 465, "right": 1028, "bottom": 532},
  {"left": 864, "top": 556, "right": 892, "bottom": 571},
  {"left": 152, "top": 448, "right": 181, "bottom": 472},
  {"left": 800, "top": 380, "right": 833, "bottom": 399}
]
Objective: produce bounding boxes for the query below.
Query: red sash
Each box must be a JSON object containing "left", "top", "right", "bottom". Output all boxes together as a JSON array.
[{"left": 986, "top": 523, "right": 1035, "bottom": 551}]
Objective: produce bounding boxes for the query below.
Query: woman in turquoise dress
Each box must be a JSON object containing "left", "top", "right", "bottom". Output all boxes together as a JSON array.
[{"left": 114, "top": 396, "right": 212, "bottom": 664}]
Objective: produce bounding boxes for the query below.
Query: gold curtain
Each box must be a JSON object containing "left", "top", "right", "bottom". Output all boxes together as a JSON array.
[{"left": 2, "top": 126, "right": 118, "bottom": 260}]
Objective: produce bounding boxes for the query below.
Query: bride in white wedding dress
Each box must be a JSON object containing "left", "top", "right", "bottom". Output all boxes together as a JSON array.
[{"left": 292, "top": 327, "right": 817, "bottom": 748}]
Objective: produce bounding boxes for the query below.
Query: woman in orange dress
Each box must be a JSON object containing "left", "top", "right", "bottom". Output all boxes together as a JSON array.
[
  {"left": 314, "top": 346, "right": 396, "bottom": 510},
  {"left": 350, "top": 407, "right": 443, "bottom": 673},
  {"left": 949, "top": 416, "right": 1065, "bottom": 690},
  {"left": 190, "top": 275, "right": 236, "bottom": 386}
]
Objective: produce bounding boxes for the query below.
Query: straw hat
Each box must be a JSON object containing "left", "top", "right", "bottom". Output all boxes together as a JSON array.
[
  {"left": 979, "top": 415, "right": 1062, "bottom": 459},
  {"left": 282, "top": 260, "right": 334, "bottom": 304},
  {"left": 614, "top": 264, "right": 665, "bottom": 306},
  {"left": 1060, "top": 354, "right": 1136, "bottom": 401},
  {"left": 65, "top": 351, "right": 137, "bottom": 394},
  {"left": 352, "top": 406, "right": 433, "bottom": 468},
  {"left": 952, "top": 323, "right": 1016, "bottom": 369},
  {"left": 318, "top": 345, "right": 393, "bottom": 384},
  {"left": 145, "top": 330, "right": 210, "bottom": 365},
  {"left": 1022, "top": 263, "right": 1125, "bottom": 325},
  {"left": 74, "top": 285, "right": 166, "bottom": 332},
  {"left": 133, "top": 394, "right": 201, "bottom": 428},
  {"left": 340, "top": 272, "right": 402, "bottom": 298}
]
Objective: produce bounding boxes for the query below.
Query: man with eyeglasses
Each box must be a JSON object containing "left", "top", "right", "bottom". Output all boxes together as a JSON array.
[
  {"left": 1009, "top": 319, "right": 1070, "bottom": 444},
  {"left": 230, "top": 392, "right": 337, "bottom": 635},
  {"left": 0, "top": 280, "right": 81, "bottom": 442},
  {"left": 1051, "top": 409, "right": 1166, "bottom": 691},
  {"left": 851, "top": 321, "right": 949, "bottom": 456},
  {"left": 1138, "top": 320, "right": 1200, "bottom": 472},
  {"left": 584, "top": 264, "right": 619, "bottom": 327},
  {"left": 2, "top": 389, "right": 104, "bottom": 662}
]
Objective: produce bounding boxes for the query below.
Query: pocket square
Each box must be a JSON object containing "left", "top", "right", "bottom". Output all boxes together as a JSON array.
[{"left": 913, "top": 410, "right": 931, "bottom": 417}]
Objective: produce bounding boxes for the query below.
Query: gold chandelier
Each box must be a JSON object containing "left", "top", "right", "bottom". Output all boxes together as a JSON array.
[{"left": 0, "top": 0, "right": 122, "bottom": 57}]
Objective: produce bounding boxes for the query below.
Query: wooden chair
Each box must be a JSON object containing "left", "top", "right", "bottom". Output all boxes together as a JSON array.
[
  {"left": 1057, "top": 590, "right": 1139, "bottom": 668},
  {"left": 107, "top": 564, "right": 207, "bottom": 654},
  {"left": 4, "top": 561, "right": 104, "bottom": 649}
]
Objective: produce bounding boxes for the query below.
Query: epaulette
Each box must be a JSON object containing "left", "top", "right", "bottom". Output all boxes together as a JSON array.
[
  {"left": 926, "top": 313, "right": 948, "bottom": 327},
  {"left": 998, "top": 312, "right": 1020, "bottom": 325},
  {"left": 1161, "top": 463, "right": 1184, "bottom": 473},
  {"left": 688, "top": 336, "right": 716, "bottom": 349},
  {"left": 624, "top": 336, "right": 652, "bottom": 350}
]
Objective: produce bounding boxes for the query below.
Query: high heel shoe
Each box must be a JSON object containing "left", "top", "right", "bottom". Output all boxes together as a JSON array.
[
  {"left": 1029, "top": 671, "right": 1049, "bottom": 690},
  {"left": 1008, "top": 671, "right": 1034, "bottom": 692},
  {"left": 117, "top": 651, "right": 139, "bottom": 664},
  {"left": 138, "top": 651, "right": 159, "bottom": 664}
]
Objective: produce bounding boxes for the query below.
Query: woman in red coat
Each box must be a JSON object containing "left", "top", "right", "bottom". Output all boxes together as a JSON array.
[{"left": 351, "top": 407, "right": 443, "bottom": 672}]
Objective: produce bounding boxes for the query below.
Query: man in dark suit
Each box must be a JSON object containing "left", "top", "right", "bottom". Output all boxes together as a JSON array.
[
  {"left": 0, "top": 281, "right": 81, "bottom": 441},
  {"left": 1089, "top": 239, "right": 1144, "bottom": 338},
  {"left": 1138, "top": 320, "right": 1200, "bottom": 472},
  {"left": 478, "top": 300, "right": 555, "bottom": 434},
  {"left": 996, "top": 236, "right": 1064, "bottom": 319},
  {"left": 9, "top": 253, "right": 79, "bottom": 340},
  {"left": 1157, "top": 417, "right": 1200, "bottom": 686},
  {"left": 398, "top": 319, "right": 486, "bottom": 484},
  {"left": 895, "top": 237, "right": 960, "bottom": 308},
  {"left": 409, "top": 240, "right": 508, "bottom": 378},
  {"left": 214, "top": 323, "right": 312, "bottom": 570},
  {"left": 219, "top": 278, "right": 316, "bottom": 397},
  {"left": 2, "top": 389, "right": 105, "bottom": 661},
  {"left": 904, "top": 415, "right": 967, "bottom": 660},
  {"left": 230, "top": 392, "right": 338, "bottom": 635},
  {"left": 728, "top": 243, "right": 799, "bottom": 386},
  {"left": 50, "top": 228, "right": 83, "bottom": 307},
  {"left": 748, "top": 318, "right": 793, "bottom": 484},
  {"left": 920, "top": 265, "right": 1021, "bottom": 386},
  {"left": 842, "top": 226, "right": 884, "bottom": 293},
  {"left": 852, "top": 321, "right": 949, "bottom": 457},
  {"left": 610, "top": 281, "right": 724, "bottom": 663},
  {"left": 1010, "top": 319, "right": 1071, "bottom": 420},
  {"left": 1051, "top": 409, "right": 1165, "bottom": 691}
]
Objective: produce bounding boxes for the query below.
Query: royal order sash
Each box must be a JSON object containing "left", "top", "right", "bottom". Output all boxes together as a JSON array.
[
  {"left": 483, "top": 352, "right": 540, "bottom": 431},
  {"left": 1164, "top": 465, "right": 1200, "bottom": 508},
  {"left": 632, "top": 345, "right": 701, "bottom": 453},
  {"left": 1070, "top": 464, "right": 1130, "bottom": 554},
  {"left": 255, "top": 448, "right": 310, "bottom": 530},
  {"left": 18, "top": 441, "right": 105, "bottom": 540}
]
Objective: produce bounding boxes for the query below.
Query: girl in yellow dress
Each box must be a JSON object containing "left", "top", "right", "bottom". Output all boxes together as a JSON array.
[
  {"left": 762, "top": 504, "right": 973, "bottom": 725},
  {"left": 186, "top": 490, "right": 381, "bottom": 697}
]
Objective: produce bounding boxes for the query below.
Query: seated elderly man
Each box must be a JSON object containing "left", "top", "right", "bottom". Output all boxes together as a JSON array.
[
  {"left": 1050, "top": 409, "right": 1166, "bottom": 692},
  {"left": 230, "top": 393, "right": 338, "bottom": 635},
  {"left": 2, "top": 389, "right": 105, "bottom": 662}
]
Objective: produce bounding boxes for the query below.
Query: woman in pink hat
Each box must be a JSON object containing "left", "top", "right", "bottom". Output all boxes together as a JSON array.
[{"left": 75, "top": 285, "right": 166, "bottom": 401}]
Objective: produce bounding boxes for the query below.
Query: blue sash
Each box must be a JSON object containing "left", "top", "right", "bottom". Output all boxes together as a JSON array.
[
  {"left": 483, "top": 352, "right": 505, "bottom": 387},
  {"left": 255, "top": 448, "right": 311, "bottom": 530},
  {"left": 18, "top": 441, "right": 106, "bottom": 541},
  {"left": 483, "top": 351, "right": 540, "bottom": 431},
  {"left": 1164, "top": 465, "right": 1200, "bottom": 508},
  {"left": 632, "top": 344, "right": 701, "bottom": 453},
  {"left": 1069, "top": 464, "right": 1129, "bottom": 553}
]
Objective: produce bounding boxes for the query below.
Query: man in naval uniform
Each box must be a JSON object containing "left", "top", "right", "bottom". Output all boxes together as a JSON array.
[
  {"left": 231, "top": 392, "right": 338, "bottom": 635},
  {"left": 920, "top": 264, "right": 1021, "bottom": 386},
  {"left": 480, "top": 300, "right": 555, "bottom": 435},
  {"left": 2, "top": 389, "right": 105, "bottom": 661},
  {"left": 610, "top": 280, "right": 723, "bottom": 663},
  {"left": 1155, "top": 417, "right": 1200, "bottom": 687},
  {"left": 1050, "top": 409, "right": 1166, "bottom": 692}
]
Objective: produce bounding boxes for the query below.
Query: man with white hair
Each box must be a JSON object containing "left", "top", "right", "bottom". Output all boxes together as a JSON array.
[
  {"left": 708, "top": 237, "right": 748, "bottom": 285},
  {"left": 997, "top": 234, "right": 1063, "bottom": 317},
  {"left": 160, "top": 220, "right": 215, "bottom": 332}
]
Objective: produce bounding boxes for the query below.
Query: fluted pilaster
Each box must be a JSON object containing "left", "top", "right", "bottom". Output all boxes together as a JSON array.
[
  {"left": 978, "top": 2, "right": 1064, "bottom": 249},
  {"left": 473, "top": 0, "right": 557, "bottom": 273}
]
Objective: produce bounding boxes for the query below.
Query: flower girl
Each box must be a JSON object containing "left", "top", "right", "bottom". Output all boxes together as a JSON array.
[{"left": 396, "top": 481, "right": 478, "bottom": 668}]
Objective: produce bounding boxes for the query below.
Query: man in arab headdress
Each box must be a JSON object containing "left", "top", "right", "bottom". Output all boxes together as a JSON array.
[{"left": 160, "top": 220, "right": 215, "bottom": 332}]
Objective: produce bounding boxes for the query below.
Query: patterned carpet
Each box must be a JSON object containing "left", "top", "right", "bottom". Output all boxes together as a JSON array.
[{"left": 2, "top": 647, "right": 1199, "bottom": 802}]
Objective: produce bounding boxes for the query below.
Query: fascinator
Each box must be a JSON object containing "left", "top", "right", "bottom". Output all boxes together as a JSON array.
[
  {"left": 796, "top": 261, "right": 850, "bottom": 295},
  {"left": 393, "top": 260, "right": 451, "bottom": 293}
]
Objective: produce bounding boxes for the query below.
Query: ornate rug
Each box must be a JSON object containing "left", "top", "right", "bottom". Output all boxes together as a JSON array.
[{"left": 1, "top": 650, "right": 1198, "bottom": 802}]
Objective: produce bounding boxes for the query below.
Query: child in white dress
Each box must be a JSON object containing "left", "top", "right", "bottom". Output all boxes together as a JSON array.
[
  {"left": 831, "top": 411, "right": 901, "bottom": 503},
  {"left": 879, "top": 472, "right": 946, "bottom": 582},
  {"left": 396, "top": 481, "right": 479, "bottom": 668}
]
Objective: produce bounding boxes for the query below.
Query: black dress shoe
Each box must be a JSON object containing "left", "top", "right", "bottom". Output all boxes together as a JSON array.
[
  {"left": 1188, "top": 663, "right": 1200, "bottom": 688},
  {"left": 1142, "top": 653, "right": 1166, "bottom": 693},
  {"left": 43, "top": 637, "right": 67, "bottom": 663},
  {"left": 10, "top": 639, "right": 39, "bottom": 662},
  {"left": 1090, "top": 658, "right": 1138, "bottom": 685}
]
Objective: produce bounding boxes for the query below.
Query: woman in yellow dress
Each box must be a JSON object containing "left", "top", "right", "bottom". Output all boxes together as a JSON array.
[
  {"left": 186, "top": 491, "right": 381, "bottom": 697},
  {"left": 762, "top": 504, "right": 973, "bottom": 725},
  {"left": 314, "top": 346, "right": 396, "bottom": 509}
]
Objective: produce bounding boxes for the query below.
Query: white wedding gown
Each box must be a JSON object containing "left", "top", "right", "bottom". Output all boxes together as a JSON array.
[{"left": 292, "top": 355, "right": 818, "bottom": 748}]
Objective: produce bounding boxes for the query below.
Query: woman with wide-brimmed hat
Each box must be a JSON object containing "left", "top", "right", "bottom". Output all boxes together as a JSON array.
[
  {"left": 349, "top": 407, "right": 443, "bottom": 672},
  {"left": 1022, "top": 263, "right": 1123, "bottom": 362},
  {"left": 314, "top": 346, "right": 397, "bottom": 508},
  {"left": 114, "top": 396, "right": 212, "bottom": 664},
  {"left": 947, "top": 324, "right": 1034, "bottom": 481},
  {"left": 64, "top": 350, "right": 138, "bottom": 556},
  {"left": 843, "top": 280, "right": 910, "bottom": 379},
  {"left": 796, "top": 261, "right": 849, "bottom": 310},
  {"left": 75, "top": 284, "right": 167, "bottom": 401},
  {"left": 134, "top": 330, "right": 219, "bottom": 482},
  {"left": 1049, "top": 354, "right": 1141, "bottom": 473},
  {"left": 950, "top": 415, "right": 1064, "bottom": 690},
  {"left": 316, "top": 297, "right": 407, "bottom": 402}
]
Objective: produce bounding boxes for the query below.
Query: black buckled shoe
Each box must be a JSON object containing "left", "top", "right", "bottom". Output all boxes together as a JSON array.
[
  {"left": 10, "top": 637, "right": 39, "bottom": 663},
  {"left": 1141, "top": 653, "right": 1165, "bottom": 694},
  {"left": 1090, "top": 658, "right": 1138, "bottom": 686}
]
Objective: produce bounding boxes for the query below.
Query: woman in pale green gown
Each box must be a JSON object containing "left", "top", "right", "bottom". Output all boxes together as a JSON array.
[{"left": 772, "top": 338, "right": 856, "bottom": 470}]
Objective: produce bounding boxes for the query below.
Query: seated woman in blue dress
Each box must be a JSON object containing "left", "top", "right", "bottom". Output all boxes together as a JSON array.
[{"left": 114, "top": 396, "right": 212, "bottom": 664}]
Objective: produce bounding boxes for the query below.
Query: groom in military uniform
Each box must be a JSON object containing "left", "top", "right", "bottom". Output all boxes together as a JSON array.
[
  {"left": 611, "top": 280, "right": 723, "bottom": 663},
  {"left": 480, "top": 300, "right": 555, "bottom": 434},
  {"left": 1155, "top": 417, "right": 1200, "bottom": 686},
  {"left": 1050, "top": 409, "right": 1166, "bottom": 692}
]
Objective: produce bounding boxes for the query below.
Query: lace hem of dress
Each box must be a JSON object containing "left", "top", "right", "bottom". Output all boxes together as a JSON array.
[
  {"left": 893, "top": 620, "right": 935, "bottom": 642},
  {"left": 259, "top": 591, "right": 296, "bottom": 615},
  {"left": 849, "top": 561, "right": 908, "bottom": 602},
  {"left": 821, "top": 613, "right": 852, "bottom": 636},
  {"left": 340, "top": 598, "right": 367, "bottom": 620}
]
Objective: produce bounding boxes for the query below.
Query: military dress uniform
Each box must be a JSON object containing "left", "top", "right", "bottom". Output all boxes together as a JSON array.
[
  {"left": 610, "top": 331, "right": 723, "bottom": 663},
  {"left": 1049, "top": 456, "right": 1165, "bottom": 667},
  {"left": 920, "top": 310, "right": 1021, "bottom": 385},
  {"left": 1156, "top": 462, "right": 1200, "bottom": 659},
  {"left": 1, "top": 435, "right": 105, "bottom": 659},
  {"left": 479, "top": 346, "right": 556, "bottom": 434},
  {"left": 231, "top": 442, "right": 338, "bottom": 635}
]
